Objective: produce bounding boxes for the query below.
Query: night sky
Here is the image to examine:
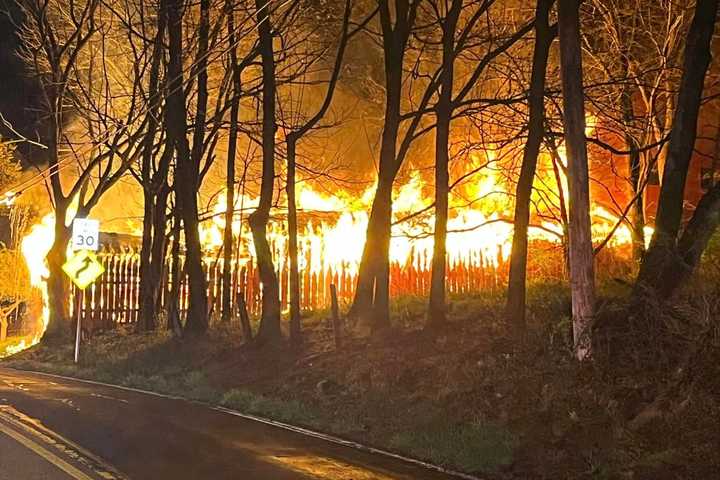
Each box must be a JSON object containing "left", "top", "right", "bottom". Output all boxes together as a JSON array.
[{"left": 0, "top": 0, "right": 42, "bottom": 163}]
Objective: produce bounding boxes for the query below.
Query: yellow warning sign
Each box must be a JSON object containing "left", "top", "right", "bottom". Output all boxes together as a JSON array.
[{"left": 62, "top": 250, "right": 105, "bottom": 289}]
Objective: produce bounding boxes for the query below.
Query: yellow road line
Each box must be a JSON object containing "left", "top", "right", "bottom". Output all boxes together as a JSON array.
[{"left": 0, "top": 421, "right": 94, "bottom": 480}]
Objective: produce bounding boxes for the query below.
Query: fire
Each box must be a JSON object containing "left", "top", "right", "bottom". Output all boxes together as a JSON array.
[
  {"left": 19, "top": 214, "right": 54, "bottom": 336},
  {"left": 0, "top": 213, "right": 54, "bottom": 358},
  {"left": 0, "top": 191, "right": 17, "bottom": 207},
  {"left": 3, "top": 131, "right": 650, "bottom": 353},
  {"left": 197, "top": 161, "right": 569, "bottom": 280}
]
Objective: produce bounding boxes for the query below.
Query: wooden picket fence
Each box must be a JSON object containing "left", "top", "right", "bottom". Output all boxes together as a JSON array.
[{"left": 70, "top": 248, "right": 506, "bottom": 331}]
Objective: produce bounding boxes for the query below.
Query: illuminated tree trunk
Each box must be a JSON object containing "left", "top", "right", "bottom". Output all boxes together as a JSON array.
[
  {"left": 285, "top": 0, "right": 351, "bottom": 344},
  {"left": 165, "top": 0, "right": 207, "bottom": 334},
  {"left": 139, "top": 13, "right": 166, "bottom": 332},
  {"left": 505, "top": 0, "right": 554, "bottom": 337},
  {"left": 352, "top": 145, "right": 396, "bottom": 332},
  {"left": 46, "top": 202, "right": 71, "bottom": 340},
  {"left": 370, "top": 179, "right": 393, "bottom": 331},
  {"left": 251, "top": 0, "right": 281, "bottom": 344},
  {"left": 139, "top": 190, "right": 155, "bottom": 330},
  {"left": 636, "top": 0, "right": 720, "bottom": 297},
  {"left": 286, "top": 138, "right": 301, "bottom": 342},
  {"left": 615, "top": 54, "right": 646, "bottom": 264},
  {"left": 621, "top": 88, "right": 646, "bottom": 264},
  {"left": 167, "top": 215, "right": 182, "bottom": 335},
  {"left": 222, "top": 6, "right": 242, "bottom": 323},
  {"left": 46, "top": 105, "right": 72, "bottom": 341},
  {"left": 558, "top": 0, "right": 595, "bottom": 360},
  {"left": 149, "top": 181, "right": 170, "bottom": 316},
  {"left": 350, "top": 0, "right": 413, "bottom": 332},
  {"left": 428, "top": 0, "right": 462, "bottom": 328}
]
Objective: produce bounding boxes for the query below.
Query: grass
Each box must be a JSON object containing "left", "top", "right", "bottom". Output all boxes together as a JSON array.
[
  {"left": 3, "top": 276, "right": 719, "bottom": 478},
  {"left": 390, "top": 419, "right": 516, "bottom": 473}
]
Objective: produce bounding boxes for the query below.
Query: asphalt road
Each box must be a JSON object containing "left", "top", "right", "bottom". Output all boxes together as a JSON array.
[
  {"left": 0, "top": 428, "right": 73, "bottom": 480},
  {"left": 0, "top": 368, "right": 463, "bottom": 480}
]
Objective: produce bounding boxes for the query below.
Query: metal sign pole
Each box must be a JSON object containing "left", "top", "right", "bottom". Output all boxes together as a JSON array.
[{"left": 74, "top": 314, "right": 81, "bottom": 364}]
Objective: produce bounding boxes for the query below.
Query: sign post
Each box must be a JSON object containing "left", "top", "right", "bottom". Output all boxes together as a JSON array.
[{"left": 66, "top": 218, "right": 102, "bottom": 364}]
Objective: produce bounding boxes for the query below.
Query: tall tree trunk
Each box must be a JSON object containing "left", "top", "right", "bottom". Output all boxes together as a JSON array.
[
  {"left": 167, "top": 214, "right": 183, "bottom": 335},
  {"left": 222, "top": 6, "right": 241, "bottom": 323},
  {"left": 619, "top": 56, "right": 646, "bottom": 264},
  {"left": 286, "top": 137, "right": 301, "bottom": 343},
  {"left": 284, "top": 0, "right": 351, "bottom": 344},
  {"left": 558, "top": 0, "right": 595, "bottom": 360},
  {"left": 165, "top": 0, "right": 207, "bottom": 333},
  {"left": 636, "top": 0, "right": 719, "bottom": 295},
  {"left": 427, "top": 0, "right": 463, "bottom": 328},
  {"left": 622, "top": 103, "right": 646, "bottom": 264},
  {"left": 371, "top": 180, "right": 393, "bottom": 332},
  {"left": 673, "top": 183, "right": 720, "bottom": 287},
  {"left": 251, "top": 0, "right": 281, "bottom": 344},
  {"left": 149, "top": 182, "right": 170, "bottom": 314},
  {"left": 504, "top": 0, "right": 554, "bottom": 337},
  {"left": 138, "top": 12, "right": 166, "bottom": 332},
  {"left": 351, "top": 157, "right": 396, "bottom": 332},
  {"left": 46, "top": 200, "right": 71, "bottom": 340},
  {"left": 349, "top": 0, "right": 409, "bottom": 331},
  {"left": 139, "top": 187, "right": 155, "bottom": 331}
]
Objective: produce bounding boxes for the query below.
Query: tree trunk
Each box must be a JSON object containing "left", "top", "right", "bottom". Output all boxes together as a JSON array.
[
  {"left": 222, "top": 6, "right": 241, "bottom": 323},
  {"left": 139, "top": 188, "right": 156, "bottom": 331},
  {"left": 624, "top": 124, "right": 646, "bottom": 264},
  {"left": 287, "top": 137, "right": 301, "bottom": 343},
  {"left": 137, "top": 28, "right": 165, "bottom": 333},
  {"left": 349, "top": 13, "right": 406, "bottom": 331},
  {"left": 558, "top": 0, "right": 595, "bottom": 360},
  {"left": 167, "top": 215, "right": 183, "bottom": 335},
  {"left": 164, "top": 0, "right": 207, "bottom": 334},
  {"left": 181, "top": 0, "right": 211, "bottom": 334},
  {"left": 283, "top": 0, "right": 350, "bottom": 343},
  {"left": 352, "top": 175, "right": 394, "bottom": 331},
  {"left": 348, "top": 0, "right": 418, "bottom": 332},
  {"left": 504, "top": 0, "right": 554, "bottom": 337},
  {"left": 251, "top": 0, "right": 281, "bottom": 345},
  {"left": 636, "top": 0, "right": 719, "bottom": 295},
  {"left": 149, "top": 183, "right": 170, "bottom": 315},
  {"left": 45, "top": 200, "right": 71, "bottom": 341},
  {"left": 427, "top": 0, "right": 462, "bottom": 328},
  {"left": 371, "top": 183, "right": 392, "bottom": 332},
  {"left": 138, "top": 15, "right": 166, "bottom": 332},
  {"left": 618, "top": 56, "right": 646, "bottom": 264},
  {"left": 672, "top": 183, "right": 720, "bottom": 289}
]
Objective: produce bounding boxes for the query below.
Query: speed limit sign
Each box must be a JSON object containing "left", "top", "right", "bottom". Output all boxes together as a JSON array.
[{"left": 71, "top": 218, "right": 100, "bottom": 251}]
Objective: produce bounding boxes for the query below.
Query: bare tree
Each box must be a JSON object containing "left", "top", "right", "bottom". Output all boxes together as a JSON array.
[
  {"left": 558, "top": 0, "right": 595, "bottom": 360},
  {"left": 426, "top": 0, "right": 463, "bottom": 328},
  {"left": 137, "top": 2, "right": 169, "bottom": 332},
  {"left": 505, "top": 0, "right": 555, "bottom": 337},
  {"left": 250, "top": 0, "right": 282, "bottom": 344},
  {"left": 221, "top": 2, "right": 244, "bottom": 324},
  {"left": 635, "top": 0, "right": 720, "bottom": 298},
  {"left": 283, "top": 0, "right": 352, "bottom": 344},
  {"left": 16, "top": 0, "right": 148, "bottom": 339}
]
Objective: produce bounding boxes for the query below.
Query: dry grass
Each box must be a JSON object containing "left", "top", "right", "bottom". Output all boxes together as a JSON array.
[{"left": 3, "top": 274, "right": 719, "bottom": 479}]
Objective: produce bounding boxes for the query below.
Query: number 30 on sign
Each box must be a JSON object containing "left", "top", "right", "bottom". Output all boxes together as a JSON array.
[{"left": 71, "top": 218, "right": 100, "bottom": 251}]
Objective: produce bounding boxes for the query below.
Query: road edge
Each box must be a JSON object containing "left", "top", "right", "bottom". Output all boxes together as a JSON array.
[{"left": 5, "top": 367, "right": 483, "bottom": 480}]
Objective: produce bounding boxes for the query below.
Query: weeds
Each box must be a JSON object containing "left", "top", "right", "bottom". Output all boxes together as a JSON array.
[{"left": 3, "top": 278, "right": 719, "bottom": 478}]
